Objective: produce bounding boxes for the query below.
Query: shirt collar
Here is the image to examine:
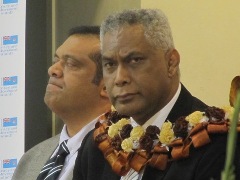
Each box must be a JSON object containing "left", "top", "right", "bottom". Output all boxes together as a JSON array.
[{"left": 59, "top": 117, "right": 99, "bottom": 154}]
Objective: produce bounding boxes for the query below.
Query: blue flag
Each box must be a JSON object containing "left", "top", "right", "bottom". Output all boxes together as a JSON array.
[
  {"left": 2, "top": 117, "right": 17, "bottom": 127},
  {"left": 2, "top": 159, "right": 17, "bottom": 168},
  {"left": 2, "top": 35, "right": 18, "bottom": 45},
  {"left": 2, "top": 76, "right": 18, "bottom": 86},
  {"left": 2, "top": 0, "right": 18, "bottom": 4}
]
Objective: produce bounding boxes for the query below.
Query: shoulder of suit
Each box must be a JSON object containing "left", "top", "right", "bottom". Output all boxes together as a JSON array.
[{"left": 24, "top": 134, "right": 60, "bottom": 155}]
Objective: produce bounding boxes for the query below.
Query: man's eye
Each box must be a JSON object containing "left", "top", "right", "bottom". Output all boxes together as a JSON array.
[
  {"left": 130, "top": 57, "right": 143, "bottom": 63},
  {"left": 65, "top": 58, "right": 78, "bottom": 67},
  {"left": 66, "top": 62, "right": 75, "bottom": 67},
  {"left": 104, "top": 62, "right": 115, "bottom": 68}
]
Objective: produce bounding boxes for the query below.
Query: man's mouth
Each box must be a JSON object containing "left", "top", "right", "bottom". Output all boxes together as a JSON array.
[{"left": 115, "top": 93, "right": 137, "bottom": 102}]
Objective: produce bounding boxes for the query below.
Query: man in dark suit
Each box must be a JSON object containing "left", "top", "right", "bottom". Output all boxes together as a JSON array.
[{"left": 73, "top": 9, "right": 240, "bottom": 180}]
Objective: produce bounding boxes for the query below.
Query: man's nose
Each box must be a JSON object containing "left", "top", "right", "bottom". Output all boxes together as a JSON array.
[
  {"left": 48, "top": 61, "right": 63, "bottom": 78},
  {"left": 114, "top": 65, "right": 131, "bottom": 86}
]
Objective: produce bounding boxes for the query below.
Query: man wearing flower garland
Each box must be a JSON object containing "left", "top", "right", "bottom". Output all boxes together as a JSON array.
[{"left": 73, "top": 9, "right": 240, "bottom": 180}]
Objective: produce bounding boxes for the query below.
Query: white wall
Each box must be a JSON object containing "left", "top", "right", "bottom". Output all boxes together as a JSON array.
[
  {"left": 142, "top": 0, "right": 240, "bottom": 106},
  {"left": 0, "top": 0, "right": 26, "bottom": 179}
]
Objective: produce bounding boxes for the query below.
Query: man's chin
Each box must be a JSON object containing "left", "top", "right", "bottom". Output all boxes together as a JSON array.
[
  {"left": 44, "top": 95, "right": 59, "bottom": 107},
  {"left": 114, "top": 105, "right": 134, "bottom": 116}
]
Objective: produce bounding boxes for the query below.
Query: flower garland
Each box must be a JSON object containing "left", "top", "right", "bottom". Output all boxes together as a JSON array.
[{"left": 93, "top": 105, "right": 240, "bottom": 176}]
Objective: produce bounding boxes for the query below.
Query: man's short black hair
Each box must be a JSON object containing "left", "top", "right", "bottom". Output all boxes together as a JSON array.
[{"left": 68, "top": 26, "right": 100, "bottom": 36}]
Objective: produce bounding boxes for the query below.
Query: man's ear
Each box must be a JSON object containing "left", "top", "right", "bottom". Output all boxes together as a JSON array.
[
  {"left": 167, "top": 49, "right": 180, "bottom": 77},
  {"left": 100, "top": 84, "right": 109, "bottom": 98}
]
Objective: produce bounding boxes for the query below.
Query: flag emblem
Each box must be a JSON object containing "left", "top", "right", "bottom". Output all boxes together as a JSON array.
[
  {"left": 2, "top": 76, "right": 18, "bottom": 86},
  {"left": 2, "top": 159, "right": 17, "bottom": 168},
  {"left": 2, "top": 117, "right": 17, "bottom": 127},
  {"left": 2, "top": 35, "right": 18, "bottom": 45},
  {"left": 2, "top": 0, "right": 18, "bottom": 4}
]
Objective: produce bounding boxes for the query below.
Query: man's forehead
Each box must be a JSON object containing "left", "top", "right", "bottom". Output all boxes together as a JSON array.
[
  {"left": 55, "top": 36, "right": 100, "bottom": 58},
  {"left": 102, "top": 26, "right": 150, "bottom": 54},
  {"left": 103, "top": 24, "right": 144, "bottom": 37},
  {"left": 102, "top": 25, "right": 145, "bottom": 45}
]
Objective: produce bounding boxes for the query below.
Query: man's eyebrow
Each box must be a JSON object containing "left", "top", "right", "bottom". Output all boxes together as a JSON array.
[
  {"left": 89, "top": 50, "right": 101, "bottom": 61},
  {"left": 102, "top": 55, "right": 113, "bottom": 61},
  {"left": 54, "top": 53, "right": 59, "bottom": 58},
  {"left": 124, "top": 51, "right": 143, "bottom": 59},
  {"left": 102, "top": 51, "right": 143, "bottom": 62},
  {"left": 62, "top": 55, "right": 79, "bottom": 61}
]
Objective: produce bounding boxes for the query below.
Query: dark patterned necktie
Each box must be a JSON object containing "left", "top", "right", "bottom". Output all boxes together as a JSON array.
[{"left": 36, "top": 140, "right": 69, "bottom": 180}]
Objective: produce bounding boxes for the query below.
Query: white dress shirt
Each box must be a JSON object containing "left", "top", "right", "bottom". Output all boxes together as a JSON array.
[
  {"left": 121, "top": 83, "right": 181, "bottom": 180},
  {"left": 50, "top": 117, "right": 98, "bottom": 180}
]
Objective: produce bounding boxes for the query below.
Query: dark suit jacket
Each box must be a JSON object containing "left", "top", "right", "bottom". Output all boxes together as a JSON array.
[{"left": 73, "top": 85, "right": 240, "bottom": 180}]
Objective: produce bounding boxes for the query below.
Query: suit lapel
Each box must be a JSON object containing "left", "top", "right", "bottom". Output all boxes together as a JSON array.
[
  {"left": 142, "top": 84, "right": 197, "bottom": 180},
  {"left": 167, "top": 84, "right": 194, "bottom": 123}
]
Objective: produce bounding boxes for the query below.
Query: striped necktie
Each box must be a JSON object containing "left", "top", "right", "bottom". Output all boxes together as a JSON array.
[
  {"left": 122, "top": 168, "right": 139, "bottom": 180},
  {"left": 36, "top": 140, "right": 69, "bottom": 180}
]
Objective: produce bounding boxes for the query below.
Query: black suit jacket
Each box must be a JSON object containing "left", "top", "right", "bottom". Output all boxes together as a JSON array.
[{"left": 73, "top": 85, "right": 240, "bottom": 180}]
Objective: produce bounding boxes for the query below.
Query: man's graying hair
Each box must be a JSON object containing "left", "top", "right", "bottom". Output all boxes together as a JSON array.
[
  {"left": 68, "top": 26, "right": 103, "bottom": 85},
  {"left": 100, "top": 9, "right": 175, "bottom": 53}
]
